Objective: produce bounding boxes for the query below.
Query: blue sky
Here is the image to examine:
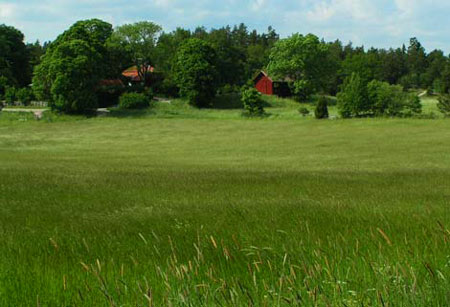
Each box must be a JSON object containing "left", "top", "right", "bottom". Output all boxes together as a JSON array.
[{"left": 1, "top": 0, "right": 449, "bottom": 53}]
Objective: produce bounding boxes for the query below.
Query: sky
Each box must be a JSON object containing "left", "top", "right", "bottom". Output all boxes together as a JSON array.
[{"left": 0, "top": 0, "right": 449, "bottom": 53}]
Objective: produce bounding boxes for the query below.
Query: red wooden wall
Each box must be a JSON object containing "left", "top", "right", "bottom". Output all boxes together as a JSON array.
[{"left": 254, "top": 74, "right": 274, "bottom": 95}]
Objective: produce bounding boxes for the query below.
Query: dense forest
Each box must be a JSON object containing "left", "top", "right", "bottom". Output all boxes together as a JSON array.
[{"left": 1, "top": 19, "right": 450, "bottom": 115}]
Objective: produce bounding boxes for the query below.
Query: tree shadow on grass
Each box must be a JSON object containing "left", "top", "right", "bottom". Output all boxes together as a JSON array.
[{"left": 209, "top": 93, "right": 243, "bottom": 109}]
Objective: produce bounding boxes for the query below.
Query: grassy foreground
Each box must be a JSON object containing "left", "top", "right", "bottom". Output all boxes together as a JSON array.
[{"left": 1, "top": 109, "right": 450, "bottom": 305}]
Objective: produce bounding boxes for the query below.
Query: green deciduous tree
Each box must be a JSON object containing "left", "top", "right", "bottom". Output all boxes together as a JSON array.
[
  {"left": 0, "top": 24, "right": 30, "bottom": 87},
  {"left": 337, "top": 73, "right": 368, "bottom": 118},
  {"left": 267, "top": 33, "right": 332, "bottom": 101},
  {"left": 111, "top": 21, "right": 162, "bottom": 85},
  {"left": 33, "top": 19, "right": 113, "bottom": 113},
  {"left": 173, "top": 38, "right": 218, "bottom": 107},
  {"left": 49, "top": 40, "right": 102, "bottom": 113}
]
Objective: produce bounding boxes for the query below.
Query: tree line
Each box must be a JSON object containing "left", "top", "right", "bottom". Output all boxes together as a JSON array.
[{"left": 1, "top": 19, "right": 450, "bottom": 116}]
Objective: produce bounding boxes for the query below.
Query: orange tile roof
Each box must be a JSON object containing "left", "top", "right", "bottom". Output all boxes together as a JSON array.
[{"left": 122, "top": 65, "right": 154, "bottom": 81}]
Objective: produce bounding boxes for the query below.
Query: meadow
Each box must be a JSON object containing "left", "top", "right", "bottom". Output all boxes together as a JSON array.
[{"left": 0, "top": 97, "right": 450, "bottom": 306}]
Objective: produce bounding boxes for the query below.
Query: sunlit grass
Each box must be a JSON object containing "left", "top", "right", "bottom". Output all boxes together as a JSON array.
[{"left": 0, "top": 102, "right": 449, "bottom": 305}]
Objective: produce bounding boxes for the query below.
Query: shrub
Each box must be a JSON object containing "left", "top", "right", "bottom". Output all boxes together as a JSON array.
[
  {"left": 241, "top": 88, "right": 265, "bottom": 116},
  {"left": 367, "top": 80, "right": 404, "bottom": 116},
  {"left": 16, "top": 88, "right": 34, "bottom": 106},
  {"left": 4, "top": 87, "right": 17, "bottom": 105},
  {"left": 437, "top": 95, "right": 450, "bottom": 117},
  {"left": 338, "top": 76, "right": 422, "bottom": 119},
  {"left": 367, "top": 81, "right": 422, "bottom": 117},
  {"left": 315, "top": 96, "right": 329, "bottom": 119},
  {"left": 298, "top": 107, "right": 310, "bottom": 117},
  {"left": 405, "top": 94, "right": 422, "bottom": 115},
  {"left": 119, "top": 93, "right": 150, "bottom": 109}
]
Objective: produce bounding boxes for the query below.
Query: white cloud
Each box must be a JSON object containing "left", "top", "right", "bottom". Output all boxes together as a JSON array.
[
  {"left": 153, "top": 0, "right": 173, "bottom": 8},
  {"left": 0, "top": 2, "right": 17, "bottom": 19},
  {"left": 307, "top": 2, "right": 335, "bottom": 21},
  {"left": 306, "top": 0, "right": 379, "bottom": 22},
  {"left": 251, "top": 0, "right": 267, "bottom": 11}
]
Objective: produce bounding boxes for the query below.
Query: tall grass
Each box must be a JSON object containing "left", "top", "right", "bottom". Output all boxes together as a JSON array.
[{"left": 0, "top": 111, "right": 449, "bottom": 305}]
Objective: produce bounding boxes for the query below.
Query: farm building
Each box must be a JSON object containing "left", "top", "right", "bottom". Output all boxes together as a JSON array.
[
  {"left": 122, "top": 65, "right": 155, "bottom": 84},
  {"left": 253, "top": 71, "right": 291, "bottom": 97}
]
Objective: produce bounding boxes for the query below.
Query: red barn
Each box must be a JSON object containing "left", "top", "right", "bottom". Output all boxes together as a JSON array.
[
  {"left": 254, "top": 71, "right": 274, "bottom": 95},
  {"left": 253, "top": 71, "right": 291, "bottom": 97}
]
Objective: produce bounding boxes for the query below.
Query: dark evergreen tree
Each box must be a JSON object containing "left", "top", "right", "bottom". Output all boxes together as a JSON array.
[{"left": 315, "top": 96, "right": 329, "bottom": 119}]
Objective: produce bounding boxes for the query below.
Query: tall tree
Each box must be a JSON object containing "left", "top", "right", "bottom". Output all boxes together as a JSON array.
[
  {"left": 380, "top": 48, "right": 407, "bottom": 84},
  {"left": 155, "top": 28, "right": 191, "bottom": 73},
  {"left": 173, "top": 38, "right": 218, "bottom": 107},
  {"left": 407, "top": 37, "right": 427, "bottom": 87},
  {"left": 33, "top": 19, "right": 113, "bottom": 113},
  {"left": 208, "top": 27, "right": 246, "bottom": 86},
  {"left": 267, "top": 33, "right": 331, "bottom": 100},
  {"left": 48, "top": 40, "right": 101, "bottom": 113},
  {"left": 423, "top": 49, "right": 448, "bottom": 89},
  {"left": 0, "top": 24, "right": 30, "bottom": 87},
  {"left": 337, "top": 73, "right": 369, "bottom": 118},
  {"left": 111, "top": 21, "right": 162, "bottom": 85}
]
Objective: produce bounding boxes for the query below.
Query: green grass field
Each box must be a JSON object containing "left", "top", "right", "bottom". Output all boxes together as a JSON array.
[{"left": 0, "top": 97, "right": 449, "bottom": 306}]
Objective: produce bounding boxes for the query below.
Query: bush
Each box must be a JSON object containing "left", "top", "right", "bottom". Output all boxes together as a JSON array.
[
  {"left": 405, "top": 94, "right": 422, "bottom": 115},
  {"left": 16, "top": 88, "right": 34, "bottom": 106},
  {"left": 338, "top": 75, "right": 422, "bottom": 118},
  {"left": 438, "top": 95, "right": 450, "bottom": 117},
  {"left": 241, "top": 88, "right": 265, "bottom": 116},
  {"left": 298, "top": 107, "right": 310, "bottom": 117},
  {"left": 315, "top": 96, "right": 329, "bottom": 119},
  {"left": 367, "top": 81, "right": 422, "bottom": 117},
  {"left": 4, "top": 87, "right": 17, "bottom": 105},
  {"left": 119, "top": 93, "right": 150, "bottom": 109},
  {"left": 367, "top": 80, "right": 404, "bottom": 116}
]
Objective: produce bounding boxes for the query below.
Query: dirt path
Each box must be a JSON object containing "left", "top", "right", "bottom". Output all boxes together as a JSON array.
[
  {"left": 418, "top": 90, "right": 428, "bottom": 97},
  {"left": 154, "top": 97, "right": 171, "bottom": 104},
  {"left": 2, "top": 108, "right": 49, "bottom": 120}
]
